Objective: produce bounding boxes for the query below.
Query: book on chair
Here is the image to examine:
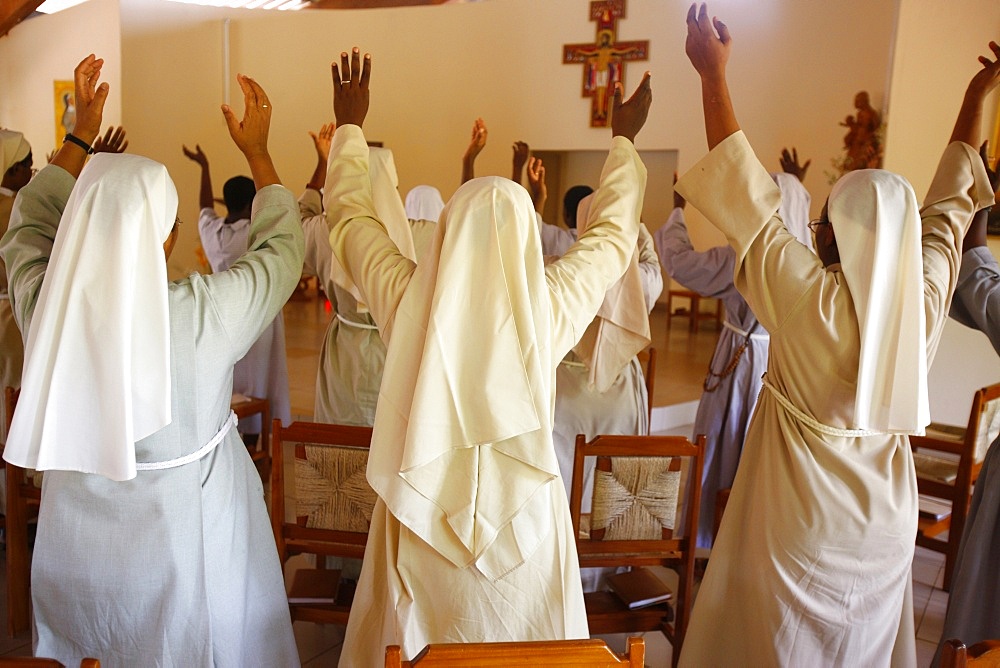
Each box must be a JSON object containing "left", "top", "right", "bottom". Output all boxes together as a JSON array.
[
  {"left": 288, "top": 568, "right": 342, "bottom": 604},
  {"left": 607, "top": 567, "right": 673, "bottom": 610}
]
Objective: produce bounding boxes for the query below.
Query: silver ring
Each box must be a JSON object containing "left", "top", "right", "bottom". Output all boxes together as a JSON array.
[{"left": 341, "top": 81, "right": 351, "bottom": 85}]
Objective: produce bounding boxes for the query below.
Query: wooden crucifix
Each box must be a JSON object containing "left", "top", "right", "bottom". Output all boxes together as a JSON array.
[{"left": 563, "top": 0, "right": 649, "bottom": 128}]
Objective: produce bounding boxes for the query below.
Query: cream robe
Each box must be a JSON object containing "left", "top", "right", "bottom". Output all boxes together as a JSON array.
[
  {"left": 675, "top": 132, "right": 992, "bottom": 667},
  {"left": 299, "top": 189, "right": 385, "bottom": 426},
  {"left": 326, "top": 125, "right": 646, "bottom": 665}
]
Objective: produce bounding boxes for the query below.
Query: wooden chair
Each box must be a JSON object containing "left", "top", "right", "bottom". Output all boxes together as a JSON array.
[
  {"left": 665, "top": 290, "right": 721, "bottom": 333},
  {"left": 636, "top": 346, "right": 657, "bottom": 427},
  {"left": 911, "top": 382, "right": 1000, "bottom": 591},
  {"left": 385, "top": 636, "right": 644, "bottom": 667},
  {"left": 0, "top": 659, "right": 100, "bottom": 667},
  {"left": 4, "top": 386, "right": 39, "bottom": 637},
  {"left": 940, "top": 639, "right": 1000, "bottom": 668},
  {"left": 271, "top": 419, "right": 376, "bottom": 626},
  {"left": 569, "top": 433, "right": 705, "bottom": 668},
  {"left": 231, "top": 394, "right": 270, "bottom": 478}
]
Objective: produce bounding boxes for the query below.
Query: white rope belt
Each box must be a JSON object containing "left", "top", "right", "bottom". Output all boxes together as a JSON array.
[
  {"left": 135, "top": 410, "right": 237, "bottom": 471},
  {"left": 336, "top": 313, "right": 378, "bottom": 330},
  {"left": 761, "top": 375, "right": 879, "bottom": 438},
  {"left": 723, "top": 319, "right": 769, "bottom": 341}
]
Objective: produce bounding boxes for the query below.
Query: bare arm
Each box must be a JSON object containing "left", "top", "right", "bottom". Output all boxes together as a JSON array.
[
  {"left": 950, "top": 41, "right": 1000, "bottom": 146},
  {"left": 307, "top": 122, "right": 335, "bottom": 192},
  {"left": 182, "top": 144, "right": 214, "bottom": 210},
  {"left": 461, "top": 118, "right": 487, "bottom": 185},
  {"left": 512, "top": 141, "right": 528, "bottom": 184},
  {"left": 50, "top": 55, "right": 107, "bottom": 178},
  {"left": 684, "top": 3, "right": 740, "bottom": 150},
  {"left": 221, "top": 74, "right": 281, "bottom": 189}
]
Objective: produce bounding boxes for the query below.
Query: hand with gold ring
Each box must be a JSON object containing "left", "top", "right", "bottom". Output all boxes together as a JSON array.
[
  {"left": 332, "top": 47, "right": 371, "bottom": 128},
  {"left": 221, "top": 73, "right": 280, "bottom": 188}
]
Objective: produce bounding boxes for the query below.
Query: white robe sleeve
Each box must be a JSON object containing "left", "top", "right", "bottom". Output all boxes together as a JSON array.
[
  {"left": 636, "top": 223, "right": 663, "bottom": 312},
  {"left": 654, "top": 207, "right": 740, "bottom": 301},
  {"left": 950, "top": 246, "right": 1000, "bottom": 355}
]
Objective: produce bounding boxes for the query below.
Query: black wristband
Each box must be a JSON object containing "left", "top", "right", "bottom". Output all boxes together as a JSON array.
[{"left": 64, "top": 133, "right": 94, "bottom": 155}]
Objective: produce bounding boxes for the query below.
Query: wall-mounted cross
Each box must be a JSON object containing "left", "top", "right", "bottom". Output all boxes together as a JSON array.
[{"left": 563, "top": 0, "right": 649, "bottom": 128}]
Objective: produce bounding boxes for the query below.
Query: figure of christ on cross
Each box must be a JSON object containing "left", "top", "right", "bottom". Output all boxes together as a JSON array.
[{"left": 564, "top": 0, "right": 649, "bottom": 127}]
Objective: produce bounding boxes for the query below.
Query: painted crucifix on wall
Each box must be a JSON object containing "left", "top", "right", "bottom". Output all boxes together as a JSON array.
[{"left": 563, "top": 0, "right": 649, "bottom": 127}]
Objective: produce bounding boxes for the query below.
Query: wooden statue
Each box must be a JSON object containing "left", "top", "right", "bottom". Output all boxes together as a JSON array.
[{"left": 840, "top": 91, "right": 883, "bottom": 172}]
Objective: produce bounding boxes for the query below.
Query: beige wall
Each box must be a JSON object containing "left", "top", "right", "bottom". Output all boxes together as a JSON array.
[{"left": 7, "top": 0, "right": 999, "bottom": 419}]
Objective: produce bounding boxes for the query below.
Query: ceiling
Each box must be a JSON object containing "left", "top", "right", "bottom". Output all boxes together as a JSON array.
[{"left": 0, "top": 0, "right": 455, "bottom": 38}]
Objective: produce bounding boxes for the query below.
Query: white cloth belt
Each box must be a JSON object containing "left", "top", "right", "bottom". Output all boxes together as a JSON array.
[
  {"left": 135, "top": 410, "right": 236, "bottom": 471},
  {"left": 723, "top": 319, "right": 769, "bottom": 341},
  {"left": 336, "top": 313, "right": 379, "bottom": 330},
  {"left": 761, "top": 374, "right": 879, "bottom": 438}
]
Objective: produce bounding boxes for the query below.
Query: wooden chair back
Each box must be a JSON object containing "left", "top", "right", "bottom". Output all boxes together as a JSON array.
[
  {"left": 3, "top": 386, "right": 38, "bottom": 638},
  {"left": 385, "top": 636, "right": 644, "bottom": 667},
  {"left": 940, "top": 639, "right": 1000, "bottom": 668},
  {"left": 569, "top": 433, "right": 704, "bottom": 667},
  {"left": 636, "top": 346, "right": 657, "bottom": 428},
  {"left": 911, "top": 381, "right": 1000, "bottom": 590},
  {"left": 271, "top": 419, "right": 376, "bottom": 625}
]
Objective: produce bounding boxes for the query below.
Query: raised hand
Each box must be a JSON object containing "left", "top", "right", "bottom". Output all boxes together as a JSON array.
[
  {"left": 461, "top": 118, "right": 488, "bottom": 184},
  {"left": 310, "top": 122, "right": 335, "bottom": 163},
  {"left": 332, "top": 47, "right": 371, "bottom": 128},
  {"left": 527, "top": 156, "right": 547, "bottom": 213},
  {"left": 182, "top": 144, "right": 209, "bottom": 167},
  {"left": 93, "top": 126, "right": 128, "bottom": 154},
  {"left": 69, "top": 54, "right": 109, "bottom": 146},
  {"left": 610, "top": 71, "right": 651, "bottom": 142},
  {"left": 220, "top": 74, "right": 280, "bottom": 188},
  {"left": 685, "top": 3, "right": 731, "bottom": 80},
  {"left": 221, "top": 74, "right": 271, "bottom": 159},
  {"left": 512, "top": 141, "right": 529, "bottom": 184},
  {"left": 780, "top": 147, "right": 811, "bottom": 182},
  {"left": 952, "top": 42, "right": 1000, "bottom": 147}
]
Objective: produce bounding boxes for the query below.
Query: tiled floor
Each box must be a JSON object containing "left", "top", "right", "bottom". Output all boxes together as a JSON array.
[{"left": 1, "top": 296, "right": 952, "bottom": 666}]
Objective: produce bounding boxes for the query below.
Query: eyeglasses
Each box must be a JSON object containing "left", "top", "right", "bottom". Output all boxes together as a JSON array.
[{"left": 808, "top": 219, "right": 830, "bottom": 232}]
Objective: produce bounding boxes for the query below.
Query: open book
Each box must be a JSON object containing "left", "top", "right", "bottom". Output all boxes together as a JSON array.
[
  {"left": 288, "top": 568, "right": 342, "bottom": 604},
  {"left": 607, "top": 567, "right": 673, "bottom": 610}
]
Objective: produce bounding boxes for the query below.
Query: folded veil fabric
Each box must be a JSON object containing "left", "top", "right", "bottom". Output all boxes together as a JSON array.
[
  {"left": 0, "top": 130, "right": 30, "bottom": 174},
  {"left": 404, "top": 185, "right": 445, "bottom": 223},
  {"left": 829, "top": 169, "right": 927, "bottom": 434},
  {"left": 570, "top": 193, "right": 650, "bottom": 392},
  {"left": 369, "top": 176, "right": 559, "bottom": 580},
  {"left": 5, "top": 154, "right": 175, "bottom": 481},
  {"left": 329, "top": 146, "right": 416, "bottom": 310}
]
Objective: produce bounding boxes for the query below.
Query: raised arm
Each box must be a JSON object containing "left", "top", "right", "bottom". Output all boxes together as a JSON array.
[
  {"left": 50, "top": 55, "right": 107, "bottom": 179},
  {"left": 685, "top": 3, "right": 739, "bottom": 150},
  {"left": 182, "top": 144, "right": 214, "bottom": 211},
  {"left": 92, "top": 125, "right": 129, "bottom": 154},
  {"left": 512, "top": 141, "right": 529, "bottom": 184},
  {"left": 307, "top": 122, "right": 334, "bottom": 193},
  {"left": 461, "top": 118, "right": 487, "bottom": 185},
  {"left": 950, "top": 41, "right": 1000, "bottom": 147},
  {"left": 527, "top": 156, "right": 548, "bottom": 213},
  {"left": 221, "top": 74, "right": 281, "bottom": 189},
  {"left": 327, "top": 47, "right": 414, "bottom": 333},
  {"left": 779, "top": 147, "right": 810, "bottom": 183}
]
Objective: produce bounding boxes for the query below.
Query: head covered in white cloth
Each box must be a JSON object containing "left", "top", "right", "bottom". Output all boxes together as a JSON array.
[
  {"left": 370, "top": 175, "right": 560, "bottom": 580},
  {"left": 0, "top": 130, "right": 31, "bottom": 175},
  {"left": 404, "top": 185, "right": 445, "bottom": 223},
  {"left": 771, "top": 172, "right": 813, "bottom": 252},
  {"left": 829, "top": 168, "right": 928, "bottom": 434},
  {"left": 329, "top": 146, "right": 416, "bottom": 307},
  {"left": 5, "top": 153, "right": 176, "bottom": 481},
  {"left": 570, "top": 193, "right": 650, "bottom": 392}
]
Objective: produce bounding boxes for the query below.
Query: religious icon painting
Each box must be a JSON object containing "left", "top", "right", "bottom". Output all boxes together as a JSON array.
[
  {"left": 563, "top": 0, "right": 649, "bottom": 127},
  {"left": 53, "top": 80, "right": 76, "bottom": 148}
]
